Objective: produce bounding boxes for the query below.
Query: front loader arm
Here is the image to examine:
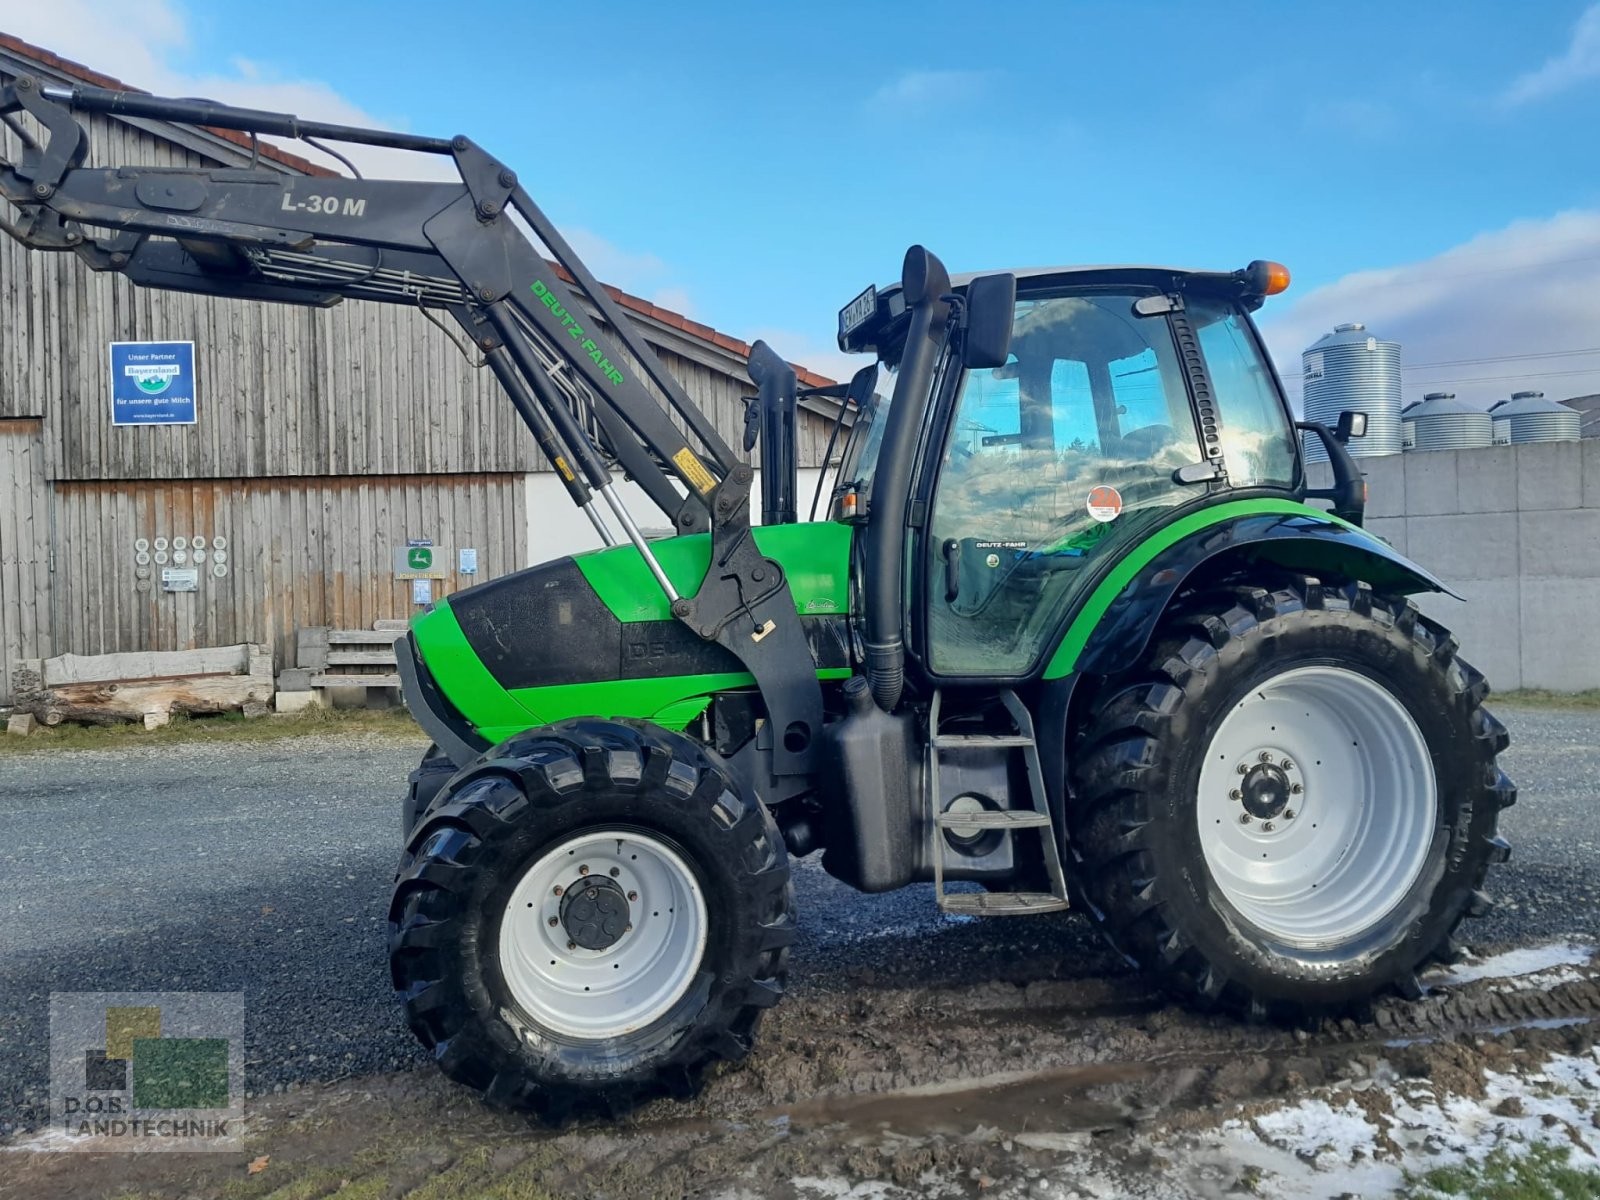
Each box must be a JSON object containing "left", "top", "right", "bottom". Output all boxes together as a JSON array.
[{"left": 0, "top": 77, "right": 825, "bottom": 775}]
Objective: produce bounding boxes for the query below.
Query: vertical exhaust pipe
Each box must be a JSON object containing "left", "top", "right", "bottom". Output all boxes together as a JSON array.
[
  {"left": 863, "top": 246, "right": 952, "bottom": 711},
  {"left": 747, "top": 340, "right": 799, "bottom": 526}
]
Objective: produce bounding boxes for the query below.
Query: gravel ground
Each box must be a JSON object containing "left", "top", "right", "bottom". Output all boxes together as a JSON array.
[{"left": 0, "top": 702, "right": 1593, "bottom": 1136}]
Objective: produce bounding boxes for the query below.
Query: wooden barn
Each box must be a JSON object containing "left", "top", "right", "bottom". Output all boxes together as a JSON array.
[{"left": 0, "top": 34, "right": 843, "bottom": 707}]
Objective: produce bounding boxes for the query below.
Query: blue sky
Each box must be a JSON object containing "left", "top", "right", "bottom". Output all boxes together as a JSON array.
[{"left": 11, "top": 1, "right": 1600, "bottom": 403}]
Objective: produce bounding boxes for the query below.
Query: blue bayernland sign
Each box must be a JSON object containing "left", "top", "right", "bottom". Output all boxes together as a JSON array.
[{"left": 109, "top": 341, "right": 197, "bottom": 426}]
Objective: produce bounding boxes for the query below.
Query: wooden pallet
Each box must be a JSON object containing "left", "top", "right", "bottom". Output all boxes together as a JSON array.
[{"left": 297, "top": 625, "right": 405, "bottom": 695}]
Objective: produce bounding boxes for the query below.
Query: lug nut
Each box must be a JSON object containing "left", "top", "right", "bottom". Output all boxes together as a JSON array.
[
  {"left": 1283, "top": 809, "right": 1296, "bottom": 821},
  {"left": 1229, "top": 789, "right": 1242, "bottom": 801},
  {"left": 579, "top": 864, "right": 590, "bottom": 875},
  {"left": 1290, "top": 783, "right": 1303, "bottom": 795},
  {"left": 627, "top": 891, "right": 638, "bottom": 901},
  {"left": 1237, "top": 763, "right": 1249, "bottom": 775},
  {"left": 1262, "top": 821, "right": 1276, "bottom": 832},
  {"left": 547, "top": 917, "right": 559, "bottom": 927},
  {"left": 552, "top": 885, "right": 564, "bottom": 896},
  {"left": 624, "top": 923, "right": 633, "bottom": 933},
  {"left": 1281, "top": 759, "right": 1294, "bottom": 771},
  {"left": 1238, "top": 813, "right": 1252, "bottom": 825},
  {"left": 566, "top": 940, "right": 577, "bottom": 950},
  {"left": 1258, "top": 751, "right": 1272, "bottom": 763},
  {"left": 610, "top": 867, "right": 620, "bottom": 877}
]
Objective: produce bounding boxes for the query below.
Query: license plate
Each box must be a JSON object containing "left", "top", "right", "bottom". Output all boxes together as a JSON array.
[{"left": 838, "top": 286, "right": 878, "bottom": 338}]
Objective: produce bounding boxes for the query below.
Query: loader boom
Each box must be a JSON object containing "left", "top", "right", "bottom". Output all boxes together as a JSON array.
[{"left": 0, "top": 76, "right": 826, "bottom": 774}]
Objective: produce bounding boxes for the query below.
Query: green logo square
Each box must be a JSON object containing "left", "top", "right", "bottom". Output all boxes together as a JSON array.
[{"left": 131, "top": 1037, "right": 230, "bottom": 1109}]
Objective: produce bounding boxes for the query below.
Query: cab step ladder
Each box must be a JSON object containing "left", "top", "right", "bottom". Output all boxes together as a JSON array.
[{"left": 929, "top": 689, "right": 1070, "bottom": 915}]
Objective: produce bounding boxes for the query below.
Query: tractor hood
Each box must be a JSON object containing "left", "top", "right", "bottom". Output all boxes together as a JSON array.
[{"left": 408, "top": 522, "right": 854, "bottom": 745}]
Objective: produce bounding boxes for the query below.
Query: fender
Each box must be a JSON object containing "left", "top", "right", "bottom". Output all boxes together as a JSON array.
[
  {"left": 1045, "top": 500, "right": 1455, "bottom": 681},
  {"left": 1036, "top": 500, "right": 1456, "bottom": 820}
]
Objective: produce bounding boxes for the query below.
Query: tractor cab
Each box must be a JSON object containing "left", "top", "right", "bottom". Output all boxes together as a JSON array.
[{"left": 832, "top": 259, "right": 1304, "bottom": 680}]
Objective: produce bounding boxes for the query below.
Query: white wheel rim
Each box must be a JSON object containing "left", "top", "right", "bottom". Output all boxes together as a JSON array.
[
  {"left": 497, "top": 830, "right": 708, "bottom": 1039},
  {"left": 1196, "top": 666, "right": 1437, "bottom": 949}
]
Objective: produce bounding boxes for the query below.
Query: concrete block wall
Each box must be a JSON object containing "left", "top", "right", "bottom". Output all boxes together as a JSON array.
[{"left": 1307, "top": 440, "right": 1600, "bottom": 691}]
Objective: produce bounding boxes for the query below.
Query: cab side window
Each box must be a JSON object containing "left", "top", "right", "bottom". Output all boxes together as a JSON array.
[{"left": 924, "top": 290, "right": 1201, "bottom": 677}]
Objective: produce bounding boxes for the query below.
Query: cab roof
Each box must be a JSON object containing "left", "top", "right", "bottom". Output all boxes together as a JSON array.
[
  {"left": 841, "top": 263, "right": 1262, "bottom": 357},
  {"left": 947, "top": 264, "right": 1202, "bottom": 288}
]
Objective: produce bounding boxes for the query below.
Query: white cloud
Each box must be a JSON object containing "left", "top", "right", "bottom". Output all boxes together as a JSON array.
[
  {"left": 648, "top": 287, "right": 695, "bottom": 317},
  {"left": 1503, "top": 3, "right": 1600, "bottom": 105},
  {"left": 868, "top": 69, "right": 993, "bottom": 114},
  {"left": 1257, "top": 209, "right": 1600, "bottom": 410}
]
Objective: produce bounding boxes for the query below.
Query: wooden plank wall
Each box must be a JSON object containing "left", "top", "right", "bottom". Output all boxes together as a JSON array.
[
  {"left": 0, "top": 79, "right": 836, "bottom": 479},
  {"left": 46, "top": 473, "right": 527, "bottom": 689},
  {"left": 0, "top": 419, "right": 51, "bottom": 703}
]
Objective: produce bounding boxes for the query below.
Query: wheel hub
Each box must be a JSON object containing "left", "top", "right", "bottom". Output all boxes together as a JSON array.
[
  {"left": 559, "top": 876, "right": 631, "bottom": 950},
  {"left": 1239, "top": 760, "right": 1292, "bottom": 820}
]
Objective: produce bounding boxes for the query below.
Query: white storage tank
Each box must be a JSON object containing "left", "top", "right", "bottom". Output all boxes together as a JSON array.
[
  {"left": 1497, "top": 390, "right": 1581, "bottom": 444},
  {"left": 1301, "top": 322, "right": 1403, "bottom": 461},
  {"left": 1401, "top": 400, "right": 1419, "bottom": 452},
  {"left": 1408, "top": 391, "right": 1493, "bottom": 452},
  {"left": 1488, "top": 399, "right": 1512, "bottom": 446}
]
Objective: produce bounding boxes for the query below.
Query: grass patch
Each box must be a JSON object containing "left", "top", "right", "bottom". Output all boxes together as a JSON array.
[
  {"left": 1494, "top": 688, "right": 1600, "bottom": 710},
  {"left": 1403, "top": 1143, "right": 1600, "bottom": 1199},
  {"left": 0, "top": 705, "right": 424, "bottom": 756}
]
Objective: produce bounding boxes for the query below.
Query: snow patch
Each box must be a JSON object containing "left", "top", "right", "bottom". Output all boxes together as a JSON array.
[
  {"left": 1430, "top": 939, "right": 1594, "bottom": 986},
  {"left": 1252, "top": 1097, "right": 1382, "bottom": 1161}
]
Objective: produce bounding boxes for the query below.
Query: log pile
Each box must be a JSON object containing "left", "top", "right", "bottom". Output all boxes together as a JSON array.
[{"left": 11, "top": 644, "right": 274, "bottom": 729}]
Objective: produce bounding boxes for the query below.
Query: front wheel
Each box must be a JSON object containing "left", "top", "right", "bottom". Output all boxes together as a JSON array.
[
  {"left": 388, "top": 719, "right": 794, "bottom": 1117},
  {"left": 1069, "top": 576, "right": 1515, "bottom": 1018}
]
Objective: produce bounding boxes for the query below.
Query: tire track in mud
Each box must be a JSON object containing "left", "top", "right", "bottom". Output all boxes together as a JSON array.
[{"left": 674, "top": 948, "right": 1600, "bottom": 1131}]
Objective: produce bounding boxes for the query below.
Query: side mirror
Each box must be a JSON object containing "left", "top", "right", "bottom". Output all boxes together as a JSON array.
[
  {"left": 1297, "top": 420, "right": 1367, "bottom": 526},
  {"left": 845, "top": 362, "right": 878, "bottom": 409},
  {"left": 961, "top": 272, "right": 1017, "bottom": 369},
  {"left": 1335, "top": 410, "right": 1367, "bottom": 443}
]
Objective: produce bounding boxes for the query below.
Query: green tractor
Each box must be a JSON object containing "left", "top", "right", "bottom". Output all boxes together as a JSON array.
[{"left": 2, "top": 80, "right": 1512, "bottom": 1119}]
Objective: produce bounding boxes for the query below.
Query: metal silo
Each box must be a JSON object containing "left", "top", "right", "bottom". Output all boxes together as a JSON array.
[
  {"left": 1497, "top": 390, "right": 1581, "bottom": 444},
  {"left": 1488, "top": 399, "right": 1512, "bottom": 445},
  {"left": 1401, "top": 400, "right": 1419, "bottom": 452},
  {"left": 1301, "top": 322, "right": 1403, "bottom": 460},
  {"left": 1408, "top": 391, "right": 1493, "bottom": 452}
]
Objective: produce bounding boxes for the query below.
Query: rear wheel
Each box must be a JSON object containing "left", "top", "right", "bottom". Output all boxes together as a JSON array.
[
  {"left": 1069, "top": 576, "right": 1515, "bottom": 1017},
  {"left": 388, "top": 719, "right": 794, "bottom": 1117}
]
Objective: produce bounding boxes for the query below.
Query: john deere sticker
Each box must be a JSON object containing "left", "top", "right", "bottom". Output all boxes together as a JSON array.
[{"left": 1086, "top": 485, "right": 1123, "bottom": 523}]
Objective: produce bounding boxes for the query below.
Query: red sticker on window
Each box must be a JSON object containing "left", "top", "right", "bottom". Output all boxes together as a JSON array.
[{"left": 1086, "top": 485, "right": 1123, "bottom": 523}]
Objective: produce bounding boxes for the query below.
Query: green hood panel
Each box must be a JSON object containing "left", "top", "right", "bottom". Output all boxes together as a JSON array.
[
  {"left": 410, "top": 521, "right": 854, "bottom": 740},
  {"left": 510, "top": 668, "right": 851, "bottom": 732},
  {"left": 573, "top": 521, "right": 852, "bottom": 622},
  {"left": 409, "top": 599, "right": 543, "bottom": 732}
]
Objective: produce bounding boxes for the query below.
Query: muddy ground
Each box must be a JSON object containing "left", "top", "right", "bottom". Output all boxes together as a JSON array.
[
  {"left": 2, "top": 706, "right": 1597, "bottom": 1197},
  {"left": 4, "top": 941, "right": 1598, "bottom": 1199}
]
